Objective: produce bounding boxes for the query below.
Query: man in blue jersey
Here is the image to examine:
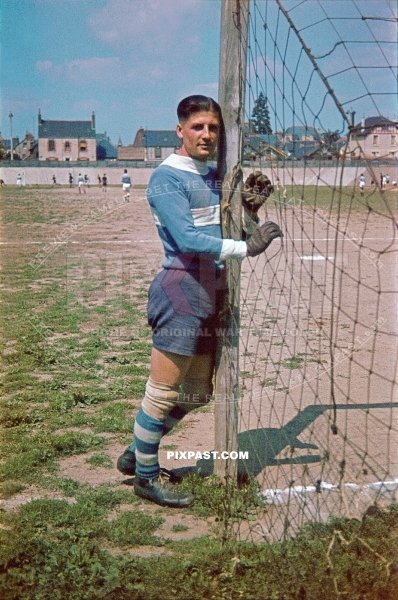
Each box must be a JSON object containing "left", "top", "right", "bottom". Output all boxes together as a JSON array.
[{"left": 117, "top": 95, "right": 282, "bottom": 507}]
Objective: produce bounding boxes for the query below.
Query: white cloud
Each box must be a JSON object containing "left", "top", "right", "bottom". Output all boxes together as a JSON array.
[
  {"left": 88, "top": 0, "right": 205, "bottom": 55},
  {"left": 84, "top": 0, "right": 221, "bottom": 94},
  {"left": 35, "top": 60, "right": 63, "bottom": 79},
  {"left": 34, "top": 56, "right": 130, "bottom": 87},
  {"left": 65, "top": 57, "right": 124, "bottom": 84},
  {"left": 35, "top": 60, "right": 53, "bottom": 73}
]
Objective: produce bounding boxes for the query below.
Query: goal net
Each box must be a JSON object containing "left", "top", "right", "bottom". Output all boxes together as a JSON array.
[{"left": 226, "top": 0, "right": 397, "bottom": 542}]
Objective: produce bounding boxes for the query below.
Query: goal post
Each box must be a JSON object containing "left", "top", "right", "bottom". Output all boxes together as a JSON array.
[{"left": 214, "top": 0, "right": 249, "bottom": 482}]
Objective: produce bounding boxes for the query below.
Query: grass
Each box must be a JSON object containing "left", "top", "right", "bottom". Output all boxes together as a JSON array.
[
  {"left": 1, "top": 500, "right": 397, "bottom": 599},
  {"left": 85, "top": 453, "right": 114, "bottom": 469},
  {"left": 1, "top": 185, "right": 397, "bottom": 599},
  {"left": 274, "top": 184, "right": 396, "bottom": 213},
  {"left": 171, "top": 523, "right": 190, "bottom": 533},
  {"left": 279, "top": 352, "right": 308, "bottom": 370}
]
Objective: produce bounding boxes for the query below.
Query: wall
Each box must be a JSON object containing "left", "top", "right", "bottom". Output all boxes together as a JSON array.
[
  {"left": 0, "top": 167, "right": 152, "bottom": 186},
  {"left": 38, "top": 138, "right": 97, "bottom": 162},
  {"left": 347, "top": 131, "right": 398, "bottom": 159},
  {"left": 145, "top": 147, "right": 176, "bottom": 161},
  {"left": 1, "top": 165, "right": 396, "bottom": 188}
]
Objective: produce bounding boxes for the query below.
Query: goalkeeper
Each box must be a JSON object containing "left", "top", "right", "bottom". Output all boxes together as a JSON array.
[{"left": 117, "top": 95, "right": 282, "bottom": 507}]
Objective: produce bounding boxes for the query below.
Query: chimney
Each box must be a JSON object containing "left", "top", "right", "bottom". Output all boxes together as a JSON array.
[
  {"left": 361, "top": 114, "right": 365, "bottom": 131},
  {"left": 91, "top": 111, "right": 95, "bottom": 131},
  {"left": 38, "top": 109, "right": 42, "bottom": 127}
]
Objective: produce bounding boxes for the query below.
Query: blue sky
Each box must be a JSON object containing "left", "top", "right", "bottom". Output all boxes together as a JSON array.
[
  {"left": 1, "top": 0, "right": 396, "bottom": 145},
  {"left": 1, "top": 0, "right": 221, "bottom": 144}
]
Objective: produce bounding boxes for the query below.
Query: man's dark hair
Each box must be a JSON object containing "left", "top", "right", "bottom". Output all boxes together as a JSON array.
[{"left": 177, "top": 95, "right": 222, "bottom": 123}]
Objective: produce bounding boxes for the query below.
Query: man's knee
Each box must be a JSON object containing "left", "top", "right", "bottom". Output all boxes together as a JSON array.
[{"left": 141, "top": 377, "right": 180, "bottom": 422}]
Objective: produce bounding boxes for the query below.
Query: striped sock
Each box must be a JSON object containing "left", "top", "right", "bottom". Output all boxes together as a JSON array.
[
  {"left": 134, "top": 407, "right": 164, "bottom": 480},
  {"left": 129, "top": 380, "right": 211, "bottom": 459},
  {"left": 128, "top": 406, "right": 186, "bottom": 456}
]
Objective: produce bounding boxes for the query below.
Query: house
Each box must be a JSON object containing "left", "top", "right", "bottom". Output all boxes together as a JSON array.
[
  {"left": 96, "top": 132, "right": 117, "bottom": 160},
  {"left": 38, "top": 110, "right": 96, "bottom": 162},
  {"left": 281, "top": 126, "right": 321, "bottom": 159},
  {"left": 118, "top": 128, "right": 180, "bottom": 161},
  {"left": 285, "top": 140, "right": 319, "bottom": 160},
  {"left": 298, "top": 135, "right": 347, "bottom": 161},
  {"left": 143, "top": 130, "right": 181, "bottom": 160},
  {"left": 346, "top": 115, "right": 398, "bottom": 159},
  {"left": 14, "top": 132, "right": 38, "bottom": 160},
  {"left": 282, "top": 125, "right": 320, "bottom": 143},
  {"left": 243, "top": 133, "right": 286, "bottom": 161},
  {"left": 117, "top": 129, "right": 145, "bottom": 161}
]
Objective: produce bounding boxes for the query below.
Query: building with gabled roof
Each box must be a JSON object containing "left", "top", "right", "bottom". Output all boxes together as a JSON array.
[
  {"left": 346, "top": 115, "right": 398, "bottom": 159},
  {"left": 283, "top": 125, "right": 320, "bottom": 143},
  {"left": 38, "top": 110, "right": 96, "bottom": 161},
  {"left": 118, "top": 128, "right": 181, "bottom": 161},
  {"left": 96, "top": 132, "right": 117, "bottom": 160},
  {"left": 142, "top": 130, "right": 180, "bottom": 157},
  {"left": 243, "top": 133, "right": 286, "bottom": 161},
  {"left": 14, "top": 132, "right": 38, "bottom": 160}
]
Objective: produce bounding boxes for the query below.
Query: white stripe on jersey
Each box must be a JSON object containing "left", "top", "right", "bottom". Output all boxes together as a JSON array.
[
  {"left": 150, "top": 204, "right": 220, "bottom": 228},
  {"left": 190, "top": 205, "right": 220, "bottom": 226}
]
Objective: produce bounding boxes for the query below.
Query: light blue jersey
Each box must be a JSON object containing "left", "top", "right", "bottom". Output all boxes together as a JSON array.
[{"left": 147, "top": 154, "right": 224, "bottom": 271}]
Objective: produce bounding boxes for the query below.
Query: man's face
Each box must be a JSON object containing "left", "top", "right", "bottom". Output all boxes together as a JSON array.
[{"left": 176, "top": 111, "right": 220, "bottom": 161}]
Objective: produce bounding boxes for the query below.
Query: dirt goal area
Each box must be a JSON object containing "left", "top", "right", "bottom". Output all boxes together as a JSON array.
[{"left": 1, "top": 182, "right": 397, "bottom": 543}]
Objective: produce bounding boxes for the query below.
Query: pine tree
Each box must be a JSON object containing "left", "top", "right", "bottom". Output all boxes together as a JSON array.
[{"left": 250, "top": 92, "right": 272, "bottom": 134}]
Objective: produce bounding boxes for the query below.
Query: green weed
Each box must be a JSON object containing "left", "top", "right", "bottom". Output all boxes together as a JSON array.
[
  {"left": 279, "top": 352, "right": 308, "bottom": 369},
  {"left": 85, "top": 453, "right": 114, "bottom": 469},
  {"left": 260, "top": 377, "right": 278, "bottom": 387},
  {"left": 0, "top": 481, "right": 26, "bottom": 500},
  {"left": 171, "top": 524, "right": 189, "bottom": 533},
  {"left": 109, "top": 511, "right": 164, "bottom": 547}
]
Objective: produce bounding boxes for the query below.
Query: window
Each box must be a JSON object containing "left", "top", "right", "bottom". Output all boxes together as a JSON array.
[
  {"left": 79, "top": 140, "right": 87, "bottom": 152},
  {"left": 48, "top": 139, "right": 55, "bottom": 151},
  {"left": 391, "top": 135, "right": 396, "bottom": 146},
  {"left": 373, "top": 135, "right": 379, "bottom": 146},
  {"left": 65, "top": 141, "right": 71, "bottom": 151},
  {"left": 155, "top": 146, "right": 161, "bottom": 159}
]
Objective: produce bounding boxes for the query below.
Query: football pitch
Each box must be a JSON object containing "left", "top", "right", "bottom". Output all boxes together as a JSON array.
[{"left": 1, "top": 182, "right": 397, "bottom": 598}]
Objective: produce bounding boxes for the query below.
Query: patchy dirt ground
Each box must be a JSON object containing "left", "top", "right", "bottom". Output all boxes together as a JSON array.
[{"left": 2, "top": 183, "right": 397, "bottom": 542}]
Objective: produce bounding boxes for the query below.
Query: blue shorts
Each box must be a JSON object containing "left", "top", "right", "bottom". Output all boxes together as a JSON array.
[{"left": 147, "top": 268, "right": 225, "bottom": 356}]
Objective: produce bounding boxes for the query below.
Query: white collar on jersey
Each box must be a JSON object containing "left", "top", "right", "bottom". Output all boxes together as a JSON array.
[{"left": 160, "top": 153, "right": 210, "bottom": 175}]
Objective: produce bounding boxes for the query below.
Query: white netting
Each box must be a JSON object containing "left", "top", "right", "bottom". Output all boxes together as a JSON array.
[{"left": 226, "top": 0, "right": 397, "bottom": 542}]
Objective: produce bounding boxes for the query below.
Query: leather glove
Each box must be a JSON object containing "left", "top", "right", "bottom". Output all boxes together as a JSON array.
[
  {"left": 246, "top": 221, "right": 283, "bottom": 257},
  {"left": 242, "top": 171, "right": 274, "bottom": 216}
]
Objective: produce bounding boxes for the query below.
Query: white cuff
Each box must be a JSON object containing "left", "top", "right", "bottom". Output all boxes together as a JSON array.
[
  {"left": 219, "top": 239, "right": 247, "bottom": 260},
  {"left": 243, "top": 211, "right": 260, "bottom": 236}
]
